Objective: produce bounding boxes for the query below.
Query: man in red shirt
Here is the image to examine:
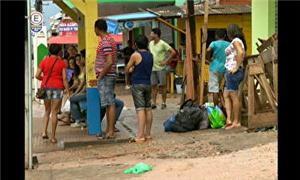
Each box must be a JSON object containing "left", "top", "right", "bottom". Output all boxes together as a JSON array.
[{"left": 94, "top": 19, "right": 117, "bottom": 138}]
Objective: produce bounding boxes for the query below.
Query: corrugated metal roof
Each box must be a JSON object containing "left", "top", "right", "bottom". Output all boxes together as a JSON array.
[{"left": 148, "top": 4, "right": 251, "bottom": 18}]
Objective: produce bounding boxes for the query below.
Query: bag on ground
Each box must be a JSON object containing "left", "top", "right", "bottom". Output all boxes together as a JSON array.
[
  {"left": 61, "top": 99, "right": 70, "bottom": 112},
  {"left": 207, "top": 105, "right": 226, "bottom": 129},
  {"left": 164, "top": 99, "right": 209, "bottom": 132}
]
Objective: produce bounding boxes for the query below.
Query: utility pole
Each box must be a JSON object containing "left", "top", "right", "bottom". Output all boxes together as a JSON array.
[
  {"left": 199, "top": 0, "right": 209, "bottom": 105},
  {"left": 185, "top": 0, "right": 195, "bottom": 101},
  {"left": 25, "top": 0, "right": 33, "bottom": 169}
]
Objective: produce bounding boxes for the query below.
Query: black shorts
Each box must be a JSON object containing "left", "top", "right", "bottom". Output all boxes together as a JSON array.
[{"left": 131, "top": 84, "right": 152, "bottom": 111}]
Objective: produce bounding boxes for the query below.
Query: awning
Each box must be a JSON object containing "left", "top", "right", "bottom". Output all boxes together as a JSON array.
[
  {"left": 48, "top": 34, "right": 123, "bottom": 44},
  {"left": 48, "top": 35, "right": 78, "bottom": 44},
  {"left": 104, "top": 12, "right": 158, "bottom": 34}
]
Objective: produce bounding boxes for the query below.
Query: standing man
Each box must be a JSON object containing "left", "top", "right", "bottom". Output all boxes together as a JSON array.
[
  {"left": 94, "top": 19, "right": 117, "bottom": 138},
  {"left": 206, "top": 29, "right": 230, "bottom": 106},
  {"left": 122, "top": 40, "right": 135, "bottom": 90},
  {"left": 149, "top": 28, "right": 176, "bottom": 109}
]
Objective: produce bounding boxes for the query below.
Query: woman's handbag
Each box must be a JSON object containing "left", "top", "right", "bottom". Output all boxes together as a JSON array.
[{"left": 36, "top": 57, "right": 58, "bottom": 99}]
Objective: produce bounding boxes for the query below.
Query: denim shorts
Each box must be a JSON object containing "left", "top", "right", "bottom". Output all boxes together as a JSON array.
[
  {"left": 224, "top": 68, "right": 244, "bottom": 92},
  {"left": 44, "top": 88, "right": 64, "bottom": 100},
  {"left": 97, "top": 76, "right": 116, "bottom": 107},
  {"left": 208, "top": 71, "right": 223, "bottom": 93},
  {"left": 151, "top": 70, "right": 166, "bottom": 86},
  {"left": 131, "top": 84, "right": 152, "bottom": 111}
]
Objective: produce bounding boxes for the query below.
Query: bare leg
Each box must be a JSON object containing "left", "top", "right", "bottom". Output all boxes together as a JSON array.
[
  {"left": 230, "top": 91, "right": 241, "bottom": 127},
  {"left": 50, "top": 99, "right": 62, "bottom": 143},
  {"left": 43, "top": 100, "right": 51, "bottom": 137},
  {"left": 152, "top": 85, "right": 158, "bottom": 106},
  {"left": 145, "top": 109, "right": 153, "bottom": 138},
  {"left": 213, "top": 93, "right": 219, "bottom": 106},
  {"left": 106, "top": 104, "right": 116, "bottom": 137},
  {"left": 136, "top": 110, "right": 146, "bottom": 139},
  {"left": 161, "top": 85, "right": 167, "bottom": 104},
  {"left": 223, "top": 91, "right": 232, "bottom": 127}
]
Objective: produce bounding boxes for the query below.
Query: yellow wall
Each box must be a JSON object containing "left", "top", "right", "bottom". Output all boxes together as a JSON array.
[
  {"left": 178, "top": 14, "right": 252, "bottom": 55},
  {"left": 178, "top": 14, "right": 252, "bottom": 82}
]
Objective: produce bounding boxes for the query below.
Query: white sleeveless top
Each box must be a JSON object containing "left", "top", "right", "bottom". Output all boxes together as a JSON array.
[{"left": 224, "top": 38, "right": 245, "bottom": 71}]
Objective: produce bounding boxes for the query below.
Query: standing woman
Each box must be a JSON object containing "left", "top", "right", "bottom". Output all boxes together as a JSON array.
[
  {"left": 35, "top": 44, "right": 70, "bottom": 143},
  {"left": 223, "top": 24, "right": 247, "bottom": 129}
]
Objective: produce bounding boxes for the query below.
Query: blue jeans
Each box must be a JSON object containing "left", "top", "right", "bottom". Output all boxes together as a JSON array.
[
  {"left": 70, "top": 94, "right": 86, "bottom": 123},
  {"left": 224, "top": 68, "right": 244, "bottom": 91},
  {"left": 100, "top": 98, "right": 124, "bottom": 122}
]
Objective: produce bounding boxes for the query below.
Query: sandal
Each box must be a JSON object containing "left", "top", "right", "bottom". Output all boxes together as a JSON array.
[
  {"left": 145, "top": 136, "right": 152, "bottom": 140},
  {"left": 42, "top": 133, "right": 49, "bottom": 139},
  {"left": 128, "top": 137, "right": 146, "bottom": 143},
  {"left": 50, "top": 138, "right": 57, "bottom": 144}
]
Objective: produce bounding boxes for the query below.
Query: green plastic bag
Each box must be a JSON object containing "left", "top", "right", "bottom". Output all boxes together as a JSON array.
[
  {"left": 207, "top": 105, "right": 226, "bottom": 129},
  {"left": 124, "top": 162, "right": 153, "bottom": 174}
]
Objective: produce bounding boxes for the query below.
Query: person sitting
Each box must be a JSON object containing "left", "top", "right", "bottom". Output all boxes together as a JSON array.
[{"left": 70, "top": 50, "right": 87, "bottom": 128}]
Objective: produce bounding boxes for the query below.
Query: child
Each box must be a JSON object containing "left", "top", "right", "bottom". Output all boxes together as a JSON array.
[{"left": 125, "top": 35, "right": 154, "bottom": 143}]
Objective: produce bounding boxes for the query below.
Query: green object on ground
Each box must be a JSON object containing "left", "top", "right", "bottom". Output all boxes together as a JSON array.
[
  {"left": 37, "top": 44, "right": 48, "bottom": 66},
  {"left": 207, "top": 105, "right": 226, "bottom": 129},
  {"left": 124, "top": 162, "right": 153, "bottom": 174}
]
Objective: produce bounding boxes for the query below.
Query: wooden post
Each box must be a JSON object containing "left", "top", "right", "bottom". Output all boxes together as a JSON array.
[
  {"left": 185, "top": 0, "right": 195, "bottom": 100},
  {"left": 199, "top": 0, "right": 209, "bottom": 105}
]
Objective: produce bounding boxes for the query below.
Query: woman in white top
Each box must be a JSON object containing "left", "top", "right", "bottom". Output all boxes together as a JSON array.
[{"left": 223, "top": 24, "right": 247, "bottom": 130}]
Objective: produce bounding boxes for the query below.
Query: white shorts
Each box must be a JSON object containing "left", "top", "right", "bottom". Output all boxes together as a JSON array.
[{"left": 208, "top": 71, "right": 223, "bottom": 93}]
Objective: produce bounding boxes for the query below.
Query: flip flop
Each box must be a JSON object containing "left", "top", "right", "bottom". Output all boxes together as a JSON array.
[
  {"left": 145, "top": 136, "right": 152, "bottom": 140},
  {"left": 225, "top": 123, "right": 232, "bottom": 128},
  {"left": 50, "top": 138, "right": 57, "bottom": 144},
  {"left": 42, "top": 133, "right": 49, "bottom": 139},
  {"left": 134, "top": 137, "right": 146, "bottom": 143}
]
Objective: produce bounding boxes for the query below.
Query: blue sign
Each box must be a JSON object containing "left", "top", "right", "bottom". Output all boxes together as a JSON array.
[
  {"left": 124, "top": 21, "right": 134, "bottom": 30},
  {"left": 31, "top": 26, "right": 42, "bottom": 33}
]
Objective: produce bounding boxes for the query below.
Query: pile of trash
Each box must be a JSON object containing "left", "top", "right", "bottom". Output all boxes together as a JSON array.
[{"left": 163, "top": 100, "right": 226, "bottom": 132}]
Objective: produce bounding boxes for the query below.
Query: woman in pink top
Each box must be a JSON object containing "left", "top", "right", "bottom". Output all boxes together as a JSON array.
[
  {"left": 223, "top": 24, "right": 247, "bottom": 130},
  {"left": 35, "top": 44, "right": 70, "bottom": 143}
]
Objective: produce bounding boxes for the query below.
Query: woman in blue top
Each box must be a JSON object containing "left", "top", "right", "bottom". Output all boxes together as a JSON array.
[{"left": 125, "top": 35, "right": 153, "bottom": 143}]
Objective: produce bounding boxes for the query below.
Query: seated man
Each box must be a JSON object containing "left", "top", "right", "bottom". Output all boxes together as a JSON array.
[{"left": 98, "top": 95, "right": 124, "bottom": 138}]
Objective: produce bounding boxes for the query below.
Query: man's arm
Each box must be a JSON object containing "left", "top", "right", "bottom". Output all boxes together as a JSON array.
[
  {"left": 98, "top": 54, "right": 114, "bottom": 80},
  {"left": 125, "top": 53, "right": 137, "bottom": 74},
  {"left": 160, "top": 45, "right": 176, "bottom": 66}
]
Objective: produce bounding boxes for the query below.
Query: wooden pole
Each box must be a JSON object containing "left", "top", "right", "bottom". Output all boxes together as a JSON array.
[
  {"left": 185, "top": 0, "right": 195, "bottom": 100},
  {"left": 199, "top": 0, "right": 209, "bottom": 105}
]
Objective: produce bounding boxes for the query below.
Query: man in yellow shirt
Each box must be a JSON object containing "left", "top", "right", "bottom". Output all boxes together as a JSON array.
[{"left": 149, "top": 28, "right": 176, "bottom": 109}]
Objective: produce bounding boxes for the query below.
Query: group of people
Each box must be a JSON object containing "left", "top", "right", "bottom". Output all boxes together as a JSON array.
[
  {"left": 206, "top": 24, "right": 247, "bottom": 130},
  {"left": 36, "top": 18, "right": 246, "bottom": 144}
]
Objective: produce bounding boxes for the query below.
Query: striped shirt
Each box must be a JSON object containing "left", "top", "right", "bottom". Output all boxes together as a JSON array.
[{"left": 95, "top": 34, "right": 117, "bottom": 77}]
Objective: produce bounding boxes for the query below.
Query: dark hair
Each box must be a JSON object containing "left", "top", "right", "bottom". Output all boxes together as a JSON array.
[
  {"left": 68, "top": 56, "right": 75, "bottom": 62},
  {"left": 49, "top": 44, "right": 62, "bottom": 55},
  {"left": 215, "top": 29, "right": 226, "bottom": 39},
  {"left": 94, "top": 19, "right": 107, "bottom": 32},
  {"left": 152, "top": 28, "right": 161, "bottom": 37},
  {"left": 75, "top": 54, "right": 81, "bottom": 59},
  {"left": 80, "top": 49, "right": 86, "bottom": 58},
  {"left": 227, "top": 24, "right": 247, "bottom": 51},
  {"left": 73, "top": 64, "right": 81, "bottom": 77},
  {"left": 135, "top": 35, "right": 149, "bottom": 49}
]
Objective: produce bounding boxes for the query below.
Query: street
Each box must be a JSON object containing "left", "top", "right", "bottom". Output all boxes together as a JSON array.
[{"left": 26, "top": 83, "right": 277, "bottom": 180}]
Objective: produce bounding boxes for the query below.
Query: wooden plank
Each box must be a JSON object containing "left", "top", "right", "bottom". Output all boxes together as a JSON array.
[
  {"left": 248, "top": 75, "right": 255, "bottom": 117},
  {"left": 248, "top": 63, "right": 264, "bottom": 75},
  {"left": 199, "top": 0, "right": 209, "bottom": 105},
  {"left": 185, "top": 5, "right": 195, "bottom": 100},
  {"left": 248, "top": 112, "right": 277, "bottom": 129},
  {"left": 258, "top": 74, "right": 277, "bottom": 112},
  {"left": 260, "top": 48, "right": 273, "bottom": 64}
]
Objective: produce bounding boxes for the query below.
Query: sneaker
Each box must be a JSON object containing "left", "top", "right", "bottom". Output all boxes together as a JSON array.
[
  {"left": 161, "top": 103, "right": 167, "bottom": 109},
  {"left": 151, "top": 104, "right": 157, "bottom": 109},
  {"left": 71, "top": 122, "right": 83, "bottom": 128}
]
